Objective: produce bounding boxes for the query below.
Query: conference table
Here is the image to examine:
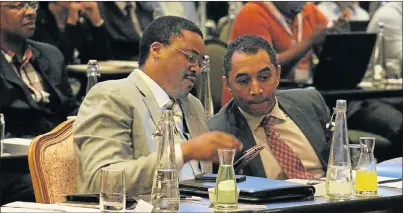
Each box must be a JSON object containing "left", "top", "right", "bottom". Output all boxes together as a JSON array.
[
  {"left": 66, "top": 61, "right": 138, "bottom": 100},
  {"left": 178, "top": 187, "right": 402, "bottom": 213},
  {"left": 2, "top": 186, "right": 401, "bottom": 212}
]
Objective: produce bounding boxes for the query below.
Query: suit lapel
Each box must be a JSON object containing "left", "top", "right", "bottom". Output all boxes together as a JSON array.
[
  {"left": 227, "top": 102, "right": 266, "bottom": 178},
  {"left": 128, "top": 71, "right": 161, "bottom": 129},
  {"left": 277, "top": 96, "right": 329, "bottom": 167},
  {"left": 0, "top": 54, "right": 26, "bottom": 90}
]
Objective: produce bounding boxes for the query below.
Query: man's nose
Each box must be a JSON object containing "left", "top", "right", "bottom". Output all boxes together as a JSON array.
[
  {"left": 249, "top": 80, "right": 263, "bottom": 95},
  {"left": 25, "top": 7, "right": 37, "bottom": 18}
]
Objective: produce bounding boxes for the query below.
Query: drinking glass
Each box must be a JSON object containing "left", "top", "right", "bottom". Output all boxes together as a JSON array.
[
  {"left": 214, "top": 148, "right": 238, "bottom": 211},
  {"left": 349, "top": 144, "right": 363, "bottom": 192},
  {"left": 100, "top": 168, "right": 126, "bottom": 212}
]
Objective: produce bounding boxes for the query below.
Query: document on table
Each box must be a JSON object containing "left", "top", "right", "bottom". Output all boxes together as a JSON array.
[
  {"left": 4, "top": 138, "right": 32, "bottom": 146},
  {"left": 2, "top": 202, "right": 99, "bottom": 212}
]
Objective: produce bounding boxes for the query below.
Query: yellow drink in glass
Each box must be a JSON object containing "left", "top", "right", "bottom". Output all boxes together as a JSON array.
[{"left": 355, "top": 170, "right": 377, "bottom": 196}]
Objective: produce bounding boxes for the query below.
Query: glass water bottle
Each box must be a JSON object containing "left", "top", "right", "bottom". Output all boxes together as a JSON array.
[
  {"left": 151, "top": 110, "right": 180, "bottom": 212},
  {"left": 326, "top": 100, "right": 353, "bottom": 200},
  {"left": 86, "top": 60, "right": 101, "bottom": 94},
  {"left": 215, "top": 148, "right": 238, "bottom": 211},
  {"left": 197, "top": 55, "right": 214, "bottom": 119},
  {"left": 364, "top": 22, "right": 387, "bottom": 89},
  {"left": 355, "top": 137, "right": 377, "bottom": 197}
]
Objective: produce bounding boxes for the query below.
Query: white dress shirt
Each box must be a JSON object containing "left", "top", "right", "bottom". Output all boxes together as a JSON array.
[{"left": 135, "top": 69, "right": 201, "bottom": 180}]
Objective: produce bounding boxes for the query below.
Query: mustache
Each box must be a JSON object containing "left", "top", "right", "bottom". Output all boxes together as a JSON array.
[{"left": 247, "top": 97, "right": 270, "bottom": 104}]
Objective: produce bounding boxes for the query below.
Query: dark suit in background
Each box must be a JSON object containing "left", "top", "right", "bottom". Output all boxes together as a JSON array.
[
  {"left": 0, "top": 40, "right": 78, "bottom": 137},
  {"left": 208, "top": 88, "right": 331, "bottom": 178},
  {"left": 32, "top": 2, "right": 109, "bottom": 65},
  {"left": 98, "top": 2, "right": 153, "bottom": 60}
]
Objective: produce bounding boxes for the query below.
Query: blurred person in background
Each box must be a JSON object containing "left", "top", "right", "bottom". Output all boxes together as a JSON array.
[
  {"left": 0, "top": 1, "right": 78, "bottom": 137},
  {"left": 97, "top": 1, "right": 153, "bottom": 60},
  {"left": 318, "top": 1, "right": 370, "bottom": 22},
  {"left": 367, "top": 1, "right": 402, "bottom": 61},
  {"left": 347, "top": 1, "right": 402, "bottom": 162},
  {"left": 32, "top": 1, "right": 109, "bottom": 65}
]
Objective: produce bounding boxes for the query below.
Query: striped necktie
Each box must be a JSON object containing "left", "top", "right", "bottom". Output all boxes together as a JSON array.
[{"left": 262, "top": 116, "right": 314, "bottom": 179}]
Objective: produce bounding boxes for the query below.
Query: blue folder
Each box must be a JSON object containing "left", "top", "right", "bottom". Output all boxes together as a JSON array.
[
  {"left": 377, "top": 157, "right": 402, "bottom": 178},
  {"left": 179, "top": 176, "right": 315, "bottom": 203}
]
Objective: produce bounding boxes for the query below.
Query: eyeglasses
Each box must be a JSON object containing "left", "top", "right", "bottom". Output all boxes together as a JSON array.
[
  {"left": 0, "top": 2, "right": 39, "bottom": 11},
  {"left": 168, "top": 44, "right": 205, "bottom": 68}
]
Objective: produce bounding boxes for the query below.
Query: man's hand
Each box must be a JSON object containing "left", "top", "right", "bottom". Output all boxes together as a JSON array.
[
  {"left": 80, "top": 2, "right": 103, "bottom": 26},
  {"left": 181, "top": 131, "right": 243, "bottom": 162},
  {"left": 66, "top": 2, "right": 82, "bottom": 25}
]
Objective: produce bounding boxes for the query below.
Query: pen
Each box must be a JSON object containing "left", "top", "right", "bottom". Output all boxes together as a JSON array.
[{"left": 378, "top": 178, "right": 402, "bottom": 184}]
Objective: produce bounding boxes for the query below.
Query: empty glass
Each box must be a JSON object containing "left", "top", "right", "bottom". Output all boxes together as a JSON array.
[
  {"left": 214, "top": 148, "right": 238, "bottom": 211},
  {"left": 350, "top": 144, "right": 363, "bottom": 193},
  {"left": 100, "top": 168, "right": 126, "bottom": 212}
]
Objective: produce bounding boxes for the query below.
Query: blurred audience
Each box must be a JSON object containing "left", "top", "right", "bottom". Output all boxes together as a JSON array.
[
  {"left": 347, "top": 1, "right": 402, "bottom": 161},
  {"left": 98, "top": 1, "right": 153, "bottom": 60},
  {"left": 367, "top": 2, "right": 402, "bottom": 61},
  {"left": 0, "top": 1, "right": 78, "bottom": 137},
  {"left": 318, "top": 1, "right": 370, "bottom": 22},
  {"left": 146, "top": 2, "right": 199, "bottom": 25},
  {"left": 31, "top": 1, "right": 109, "bottom": 65},
  {"left": 222, "top": 2, "right": 329, "bottom": 105}
]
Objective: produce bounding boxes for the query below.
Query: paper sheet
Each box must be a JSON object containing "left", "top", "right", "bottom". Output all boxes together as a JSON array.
[
  {"left": 4, "top": 138, "right": 32, "bottom": 146},
  {"left": 3, "top": 202, "right": 99, "bottom": 212}
]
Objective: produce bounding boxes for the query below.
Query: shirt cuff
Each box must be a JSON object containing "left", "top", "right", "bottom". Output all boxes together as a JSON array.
[
  {"left": 175, "top": 143, "right": 185, "bottom": 170},
  {"left": 92, "top": 19, "right": 105, "bottom": 27}
]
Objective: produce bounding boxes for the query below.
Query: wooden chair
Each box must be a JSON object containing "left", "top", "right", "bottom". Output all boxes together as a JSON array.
[{"left": 28, "top": 119, "right": 77, "bottom": 203}]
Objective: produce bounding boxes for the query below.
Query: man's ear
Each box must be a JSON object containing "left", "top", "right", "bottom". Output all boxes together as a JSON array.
[
  {"left": 150, "top": 42, "right": 163, "bottom": 59},
  {"left": 222, "top": 76, "right": 231, "bottom": 91},
  {"left": 276, "top": 65, "right": 281, "bottom": 86}
]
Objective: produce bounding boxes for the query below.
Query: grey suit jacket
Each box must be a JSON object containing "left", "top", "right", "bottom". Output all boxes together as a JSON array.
[
  {"left": 207, "top": 88, "right": 331, "bottom": 178},
  {"left": 73, "top": 71, "right": 211, "bottom": 195}
]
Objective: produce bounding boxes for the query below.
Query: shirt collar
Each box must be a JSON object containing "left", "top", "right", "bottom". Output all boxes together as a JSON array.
[
  {"left": 238, "top": 97, "right": 287, "bottom": 131},
  {"left": 134, "top": 69, "right": 170, "bottom": 109},
  {"left": 0, "top": 42, "right": 35, "bottom": 64}
]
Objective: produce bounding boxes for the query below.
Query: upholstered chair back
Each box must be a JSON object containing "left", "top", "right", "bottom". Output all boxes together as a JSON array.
[{"left": 28, "top": 119, "right": 77, "bottom": 203}]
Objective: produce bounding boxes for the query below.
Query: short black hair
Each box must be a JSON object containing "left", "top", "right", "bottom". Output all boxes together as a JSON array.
[
  {"left": 223, "top": 35, "right": 278, "bottom": 77},
  {"left": 138, "top": 16, "right": 203, "bottom": 67}
]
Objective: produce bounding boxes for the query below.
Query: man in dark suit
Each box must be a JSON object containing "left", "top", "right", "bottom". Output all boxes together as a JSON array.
[
  {"left": 97, "top": 1, "right": 154, "bottom": 60},
  {"left": 208, "top": 35, "right": 331, "bottom": 179},
  {"left": 0, "top": 1, "right": 78, "bottom": 137}
]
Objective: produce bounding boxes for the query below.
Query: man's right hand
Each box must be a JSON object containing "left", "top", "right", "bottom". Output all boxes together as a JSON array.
[{"left": 181, "top": 131, "right": 243, "bottom": 163}]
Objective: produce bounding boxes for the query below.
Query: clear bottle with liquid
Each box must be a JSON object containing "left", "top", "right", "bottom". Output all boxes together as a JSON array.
[
  {"left": 86, "top": 60, "right": 101, "bottom": 94},
  {"left": 355, "top": 137, "right": 377, "bottom": 196},
  {"left": 0, "top": 113, "right": 5, "bottom": 155},
  {"left": 151, "top": 110, "right": 180, "bottom": 212},
  {"left": 214, "top": 148, "right": 238, "bottom": 211},
  {"left": 326, "top": 100, "right": 353, "bottom": 200},
  {"left": 197, "top": 55, "right": 214, "bottom": 119},
  {"left": 364, "top": 22, "right": 387, "bottom": 89}
]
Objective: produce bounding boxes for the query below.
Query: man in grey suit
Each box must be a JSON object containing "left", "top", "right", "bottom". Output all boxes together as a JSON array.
[
  {"left": 208, "top": 35, "right": 331, "bottom": 179},
  {"left": 73, "top": 16, "right": 242, "bottom": 196}
]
